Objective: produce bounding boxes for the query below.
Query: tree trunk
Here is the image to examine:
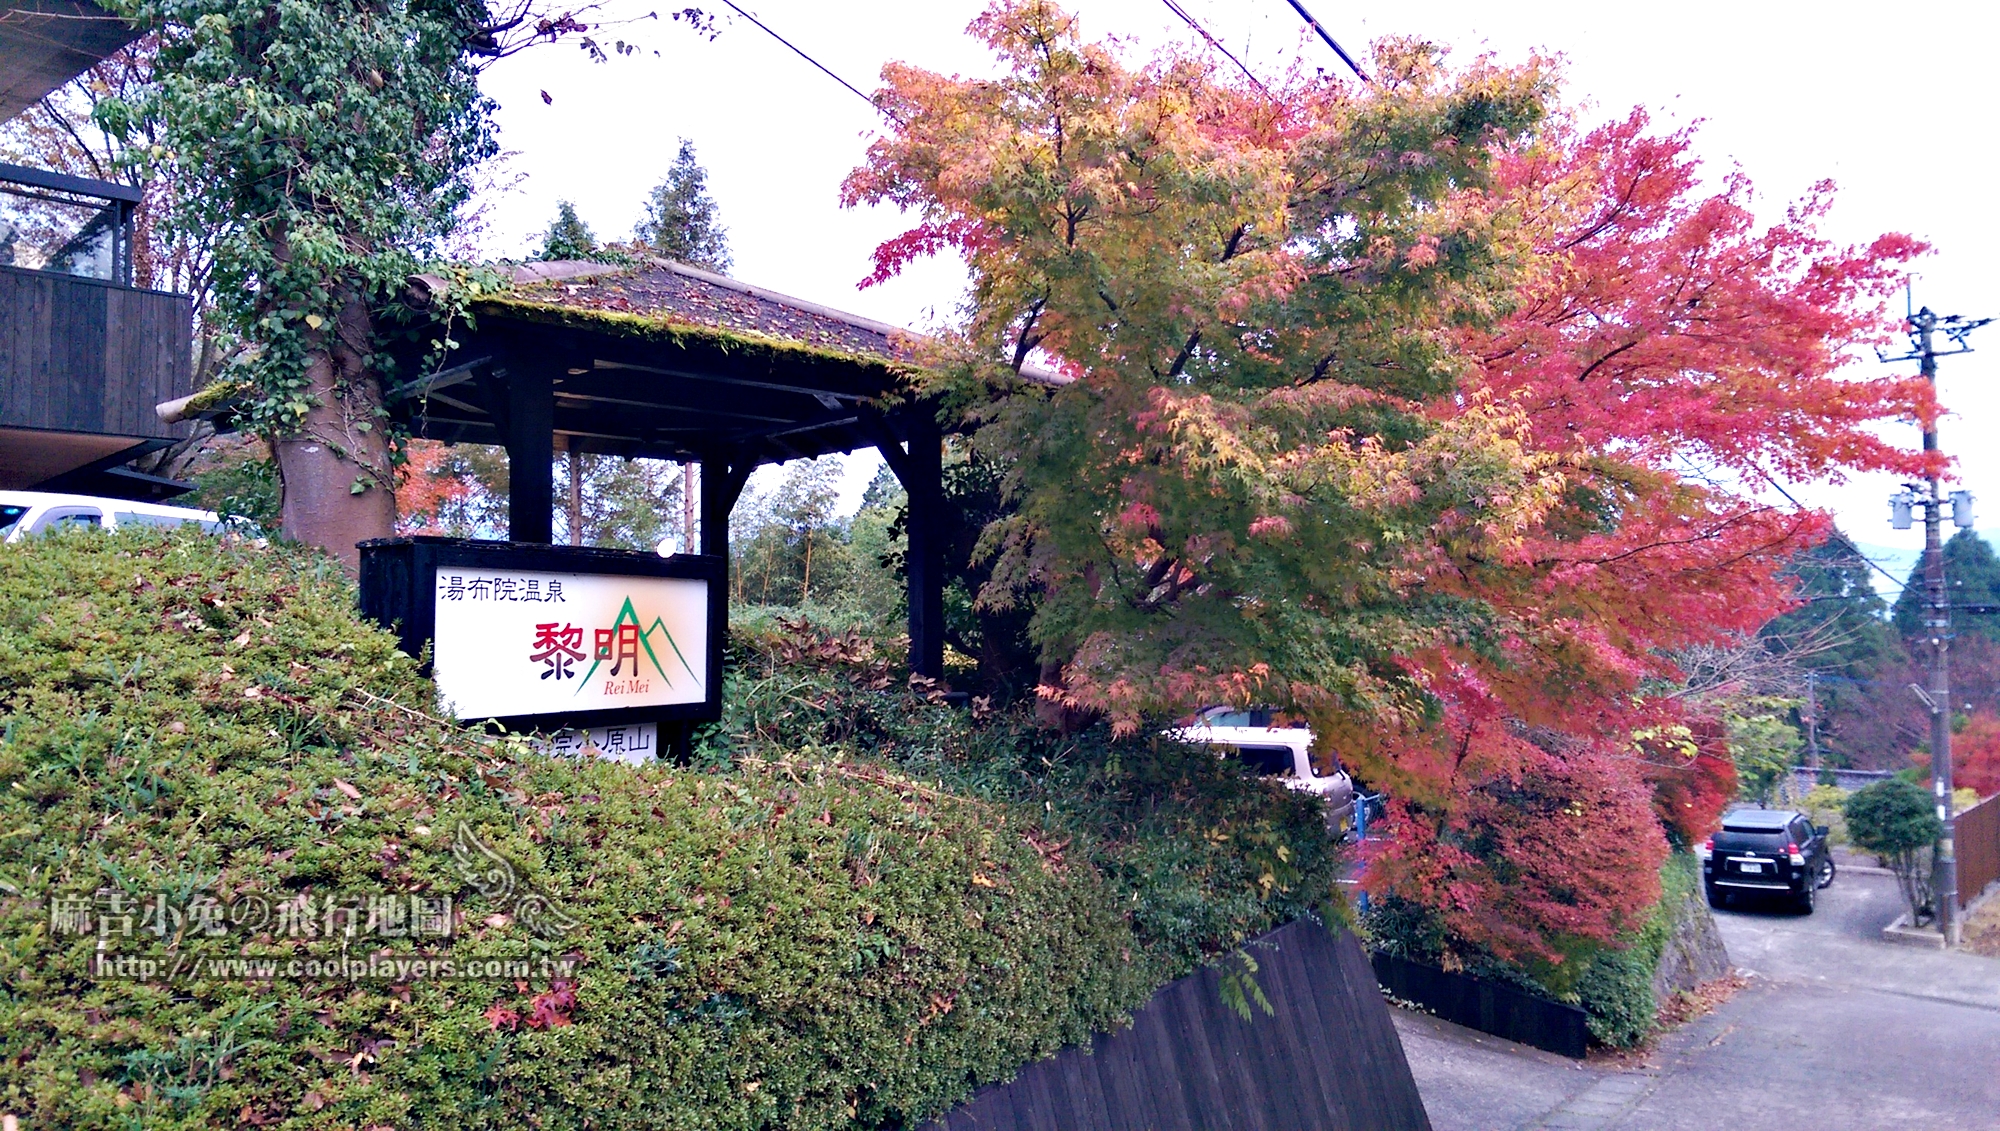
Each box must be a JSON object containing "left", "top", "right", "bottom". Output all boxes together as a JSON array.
[
  {"left": 568, "top": 446, "right": 583, "bottom": 546},
  {"left": 682, "top": 462, "right": 697, "bottom": 553},
  {"left": 273, "top": 291, "right": 396, "bottom": 573},
  {"left": 800, "top": 529, "right": 813, "bottom": 604}
]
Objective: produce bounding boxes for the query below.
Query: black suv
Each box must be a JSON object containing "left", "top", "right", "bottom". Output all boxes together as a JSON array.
[{"left": 1700, "top": 808, "right": 1835, "bottom": 913}]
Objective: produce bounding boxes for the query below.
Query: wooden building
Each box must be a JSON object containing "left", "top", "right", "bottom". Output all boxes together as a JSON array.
[{"left": 0, "top": 2, "right": 193, "bottom": 498}]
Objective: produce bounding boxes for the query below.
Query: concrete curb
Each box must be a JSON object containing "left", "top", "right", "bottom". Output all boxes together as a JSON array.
[{"left": 1881, "top": 912, "right": 1947, "bottom": 949}]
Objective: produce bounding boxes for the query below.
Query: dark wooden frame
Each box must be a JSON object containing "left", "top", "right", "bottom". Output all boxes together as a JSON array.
[
  {"left": 0, "top": 264, "right": 191, "bottom": 441},
  {"left": 357, "top": 536, "right": 727, "bottom": 733},
  {"left": 391, "top": 299, "right": 957, "bottom": 680}
]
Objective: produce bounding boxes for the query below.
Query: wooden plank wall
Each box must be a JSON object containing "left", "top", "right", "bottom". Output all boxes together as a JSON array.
[
  {"left": 924, "top": 919, "right": 1431, "bottom": 1131},
  {"left": 0, "top": 265, "right": 190, "bottom": 439},
  {"left": 1369, "top": 951, "right": 1588, "bottom": 1059},
  {"left": 1956, "top": 793, "right": 1999, "bottom": 911}
]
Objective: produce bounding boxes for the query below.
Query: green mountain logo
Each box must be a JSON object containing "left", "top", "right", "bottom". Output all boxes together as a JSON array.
[{"left": 573, "top": 597, "right": 703, "bottom": 695}]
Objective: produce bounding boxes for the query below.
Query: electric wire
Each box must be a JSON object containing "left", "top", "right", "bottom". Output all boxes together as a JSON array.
[
  {"left": 1757, "top": 470, "right": 1915, "bottom": 594},
  {"left": 715, "top": 0, "right": 901, "bottom": 124},
  {"left": 1280, "top": 0, "right": 1369, "bottom": 83},
  {"left": 1160, "top": 0, "right": 1272, "bottom": 97}
]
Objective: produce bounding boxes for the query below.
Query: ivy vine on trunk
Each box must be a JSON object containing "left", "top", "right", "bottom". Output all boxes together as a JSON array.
[{"left": 95, "top": 0, "right": 501, "bottom": 569}]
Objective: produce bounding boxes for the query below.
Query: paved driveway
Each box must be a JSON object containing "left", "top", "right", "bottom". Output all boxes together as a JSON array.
[{"left": 1395, "top": 867, "right": 2000, "bottom": 1130}]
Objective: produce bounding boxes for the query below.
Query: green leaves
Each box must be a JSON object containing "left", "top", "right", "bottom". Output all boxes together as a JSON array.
[
  {"left": 0, "top": 529, "right": 1336, "bottom": 1130},
  {"left": 1844, "top": 778, "right": 1943, "bottom": 857},
  {"left": 849, "top": 3, "right": 1552, "bottom": 733},
  {"left": 99, "top": 0, "right": 497, "bottom": 438}
]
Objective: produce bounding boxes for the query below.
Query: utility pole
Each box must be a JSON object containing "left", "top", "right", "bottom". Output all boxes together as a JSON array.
[
  {"left": 1885, "top": 299, "right": 1991, "bottom": 947},
  {"left": 1804, "top": 670, "right": 1819, "bottom": 777}
]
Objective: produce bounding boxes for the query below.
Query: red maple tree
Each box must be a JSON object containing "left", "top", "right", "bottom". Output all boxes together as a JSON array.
[
  {"left": 1914, "top": 710, "right": 2000, "bottom": 799},
  {"left": 1357, "top": 110, "right": 1931, "bottom": 965},
  {"left": 849, "top": 3, "right": 1934, "bottom": 971},
  {"left": 395, "top": 439, "right": 476, "bottom": 534}
]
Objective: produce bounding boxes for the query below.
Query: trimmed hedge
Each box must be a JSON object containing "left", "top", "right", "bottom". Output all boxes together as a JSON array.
[{"left": 0, "top": 531, "right": 1335, "bottom": 1129}]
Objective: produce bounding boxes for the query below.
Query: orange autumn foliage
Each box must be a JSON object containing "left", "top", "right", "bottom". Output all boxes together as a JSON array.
[
  {"left": 395, "top": 439, "right": 475, "bottom": 534},
  {"left": 852, "top": 1, "right": 1929, "bottom": 968}
]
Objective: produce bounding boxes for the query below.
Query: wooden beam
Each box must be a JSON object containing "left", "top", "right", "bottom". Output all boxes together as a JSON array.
[
  {"left": 383, "top": 355, "right": 492, "bottom": 404},
  {"left": 592, "top": 357, "right": 880, "bottom": 403},
  {"left": 553, "top": 388, "right": 793, "bottom": 425}
]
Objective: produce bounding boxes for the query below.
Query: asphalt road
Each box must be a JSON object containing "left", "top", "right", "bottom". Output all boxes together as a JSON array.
[{"left": 1394, "top": 865, "right": 2000, "bottom": 1131}]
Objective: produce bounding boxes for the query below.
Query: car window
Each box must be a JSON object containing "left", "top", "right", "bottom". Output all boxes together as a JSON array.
[
  {"left": 0, "top": 504, "right": 28, "bottom": 539},
  {"left": 1230, "top": 745, "right": 1296, "bottom": 777},
  {"left": 1716, "top": 824, "right": 1788, "bottom": 852},
  {"left": 115, "top": 510, "right": 201, "bottom": 531},
  {"left": 37, "top": 509, "right": 102, "bottom": 534},
  {"left": 1204, "top": 709, "right": 1255, "bottom": 728}
]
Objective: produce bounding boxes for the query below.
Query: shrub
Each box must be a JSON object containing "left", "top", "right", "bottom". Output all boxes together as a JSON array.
[
  {"left": 1363, "top": 853, "right": 1699, "bottom": 1048},
  {"left": 0, "top": 532, "right": 1336, "bottom": 1129},
  {"left": 1844, "top": 778, "right": 1942, "bottom": 926},
  {"left": 1799, "top": 783, "right": 1850, "bottom": 847}
]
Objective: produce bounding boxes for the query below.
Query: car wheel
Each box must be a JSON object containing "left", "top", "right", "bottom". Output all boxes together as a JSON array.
[
  {"left": 1706, "top": 883, "right": 1727, "bottom": 910},
  {"left": 1796, "top": 879, "right": 1816, "bottom": 915},
  {"left": 1816, "top": 857, "right": 1836, "bottom": 889}
]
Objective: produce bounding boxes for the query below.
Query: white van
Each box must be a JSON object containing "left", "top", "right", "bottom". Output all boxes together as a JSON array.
[
  {"left": 1168, "top": 706, "right": 1358, "bottom": 837},
  {"left": 0, "top": 491, "right": 250, "bottom": 544}
]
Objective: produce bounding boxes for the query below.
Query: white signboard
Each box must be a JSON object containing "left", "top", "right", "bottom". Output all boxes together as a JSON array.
[
  {"left": 537, "top": 722, "right": 659, "bottom": 765},
  {"left": 430, "top": 567, "right": 708, "bottom": 721}
]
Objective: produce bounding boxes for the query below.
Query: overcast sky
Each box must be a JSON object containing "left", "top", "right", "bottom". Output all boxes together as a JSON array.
[{"left": 471, "top": 1, "right": 1998, "bottom": 586}]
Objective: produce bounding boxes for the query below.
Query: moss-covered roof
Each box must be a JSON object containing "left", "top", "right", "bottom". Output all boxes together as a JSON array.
[
  {"left": 469, "top": 294, "right": 915, "bottom": 381},
  {"left": 482, "top": 257, "right": 920, "bottom": 369}
]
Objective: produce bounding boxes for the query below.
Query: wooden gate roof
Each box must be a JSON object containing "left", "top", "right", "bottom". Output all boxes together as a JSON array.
[{"left": 397, "top": 258, "right": 934, "bottom": 465}]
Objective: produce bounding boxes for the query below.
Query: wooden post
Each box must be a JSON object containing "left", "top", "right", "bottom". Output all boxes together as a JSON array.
[
  {"left": 865, "top": 409, "right": 948, "bottom": 681},
  {"left": 898, "top": 418, "right": 946, "bottom": 681},
  {"left": 505, "top": 367, "right": 554, "bottom": 544},
  {"left": 699, "top": 451, "right": 751, "bottom": 559},
  {"left": 667, "top": 721, "right": 695, "bottom": 765}
]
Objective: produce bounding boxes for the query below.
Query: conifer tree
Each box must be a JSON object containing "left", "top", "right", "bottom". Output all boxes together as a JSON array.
[
  {"left": 1893, "top": 530, "right": 2000, "bottom": 644},
  {"left": 537, "top": 199, "right": 598, "bottom": 260},
  {"left": 635, "top": 138, "right": 730, "bottom": 271}
]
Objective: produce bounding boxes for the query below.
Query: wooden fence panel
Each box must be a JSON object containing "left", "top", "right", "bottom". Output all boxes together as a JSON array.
[
  {"left": 923, "top": 918, "right": 1431, "bottom": 1131},
  {"left": 0, "top": 265, "right": 190, "bottom": 440},
  {"left": 1957, "top": 793, "right": 2000, "bottom": 911}
]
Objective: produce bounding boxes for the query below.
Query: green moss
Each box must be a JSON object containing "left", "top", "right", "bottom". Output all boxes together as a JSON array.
[
  {"left": 0, "top": 533, "right": 1329, "bottom": 1129},
  {"left": 181, "top": 378, "right": 251, "bottom": 416},
  {"left": 474, "top": 297, "right": 918, "bottom": 382}
]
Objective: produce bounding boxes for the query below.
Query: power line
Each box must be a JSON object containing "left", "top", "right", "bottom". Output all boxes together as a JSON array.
[
  {"left": 1757, "top": 470, "right": 1913, "bottom": 594},
  {"left": 715, "top": 0, "right": 901, "bottom": 125},
  {"left": 1280, "top": 0, "right": 1369, "bottom": 83},
  {"left": 1160, "top": 0, "right": 1272, "bottom": 97}
]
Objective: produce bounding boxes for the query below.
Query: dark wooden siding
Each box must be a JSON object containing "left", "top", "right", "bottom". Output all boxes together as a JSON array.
[
  {"left": 924, "top": 919, "right": 1431, "bottom": 1131},
  {"left": 0, "top": 265, "right": 190, "bottom": 439},
  {"left": 1957, "top": 792, "right": 1999, "bottom": 910},
  {"left": 1369, "top": 951, "right": 1589, "bottom": 1059}
]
